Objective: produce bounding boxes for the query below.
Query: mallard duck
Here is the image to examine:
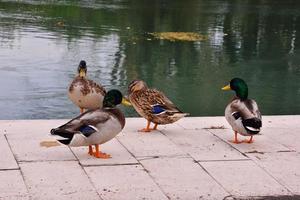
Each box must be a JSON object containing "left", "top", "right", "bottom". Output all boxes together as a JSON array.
[
  {"left": 128, "top": 80, "right": 188, "bottom": 132},
  {"left": 68, "top": 60, "right": 106, "bottom": 113},
  {"left": 222, "top": 78, "right": 262, "bottom": 143},
  {"left": 51, "top": 89, "right": 131, "bottom": 159}
]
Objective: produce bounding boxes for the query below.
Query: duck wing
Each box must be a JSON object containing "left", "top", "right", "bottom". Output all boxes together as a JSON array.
[
  {"left": 231, "top": 99, "right": 262, "bottom": 134},
  {"left": 144, "top": 89, "right": 183, "bottom": 114},
  {"left": 50, "top": 109, "right": 110, "bottom": 140}
]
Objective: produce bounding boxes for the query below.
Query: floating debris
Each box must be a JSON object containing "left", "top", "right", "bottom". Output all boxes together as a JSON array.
[
  {"left": 56, "top": 21, "right": 65, "bottom": 27},
  {"left": 149, "top": 32, "right": 207, "bottom": 42},
  {"left": 40, "top": 140, "right": 60, "bottom": 148}
]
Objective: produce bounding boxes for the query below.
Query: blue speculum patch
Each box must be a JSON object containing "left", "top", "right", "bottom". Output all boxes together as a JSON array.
[
  {"left": 152, "top": 105, "right": 166, "bottom": 114},
  {"left": 79, "top": 125, "right": 97, "bottom": 137}
]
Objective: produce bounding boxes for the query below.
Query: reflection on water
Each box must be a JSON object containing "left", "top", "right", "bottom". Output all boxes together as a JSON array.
[{"left": 0, "top": 0, "right": 300, "bottom": 119}]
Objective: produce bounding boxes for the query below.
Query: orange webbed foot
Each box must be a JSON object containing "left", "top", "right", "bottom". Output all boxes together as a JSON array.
[
  {"left": 229, "top": 139, "right": 243, "bottom": 144},
  {"left": 138, "top": 120, "right": 153, "bottom": 133},
  {"left": 243, "top": 136, "right": 254, "bottom": 144},
  {"left": 230, "top": 131, "right": 243, "bottom": 144},
  {"left": 138, "top": 128, "right": 152, "bottom": 132},
  {"left": 91, "top": 144, "right": 112, "bottom": 159},
  {"left": 93, "top": 151, "right": 111, "bottom": 159}
]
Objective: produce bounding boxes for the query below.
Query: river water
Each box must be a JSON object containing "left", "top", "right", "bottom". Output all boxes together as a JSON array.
[{"left": 0, "top": 0, "right": 300, "bottom": 119}]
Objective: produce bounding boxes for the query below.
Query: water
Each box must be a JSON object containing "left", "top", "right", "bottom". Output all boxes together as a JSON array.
[{"left": 0, "top": 0, "right": 300, "bottom": 119}]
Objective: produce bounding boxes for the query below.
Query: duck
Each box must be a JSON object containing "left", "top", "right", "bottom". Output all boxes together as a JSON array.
[
  {"left": 51, "top": 89, "right": 131, "bottom": 159},
  {"left": 128, "top": 80, "right": 188, "bottom": 132},
  {"left": 222, "top": 78, "right": 262, "bottom": 143},
  {"left": 68, "top": 60, "right": 106, "bottom": 113}
]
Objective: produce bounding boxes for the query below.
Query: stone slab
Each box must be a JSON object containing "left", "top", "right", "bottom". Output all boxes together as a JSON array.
[
  {"left": 201, "top": 160, "right": 291, "bottom": 197},
  {"left": 20, "top": 161, "right": 100, "bottom": 200},
  {"left": 0, "top": 170, "right": 29, "bottom": 200},
  {"left": 6, "top": 132, "right": 75, "bottom": 162},
  {"left": 160, "top": 129, "right": 247, "bottom": 161},
  {"left": 261, "top": 128, "right": 300, "bottom": 152},
  {"left": 123, "top": 117, "right": 184, "bottom": 133},
  {"left": 176, "top": 117, "right": 230, "bottom": 130},
  {"left": 71, "top": 139, "right": 138, "bottom": 166},
  {"left": 0, "top": 134, "right": 18, "bottom": 170},
  {"left": 249, "top": 152, "right": 300, "bottom": 195},
  {"left": 140, "top": 156, "right": 229, "bottom": 199},
  {"left": 85, "top": 165, "right": 168, "bottom": 200},
  {"left": 0, "top": 120, "right": 68, "bottom": 135},
  {"left": 208, "top": 129, "right": 291, "bottom": 154},
  {"left": 262, "top": 115, "right": 300, "bottom": 129},
  {"left": 117, "top": 127, "right": 185, "bottom": 158}
]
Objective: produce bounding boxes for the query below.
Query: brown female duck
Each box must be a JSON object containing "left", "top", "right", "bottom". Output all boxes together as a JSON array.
[
  {"left": 128, "top": 80, "right": 188, "bottom": 132},
  {"left": 68, "top": 60, "right": 106, "bottom": 113}
]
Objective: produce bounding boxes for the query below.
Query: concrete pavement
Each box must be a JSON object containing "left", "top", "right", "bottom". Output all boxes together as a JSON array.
[{"left": 0, "top": 116, "right": 300, "bottom": 200}]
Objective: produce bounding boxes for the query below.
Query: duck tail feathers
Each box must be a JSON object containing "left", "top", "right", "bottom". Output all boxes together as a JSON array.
[
  {"left": 57, "top": 138, "right": 72, "bottom": 145},
  {"left": 50, "top": 128, "right": 74, "bottom": 139},
  {"left": 170, "top": 112, "right": 189, "bottom": 120},
  {"left": 242, "top": 117, "right": 262, "bottom": 135}
]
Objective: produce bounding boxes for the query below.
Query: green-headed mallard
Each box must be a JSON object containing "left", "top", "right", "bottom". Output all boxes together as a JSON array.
[
  {"left": 128, "top": 80, "right": 188, "bottom": 132},
  {"left": 51, "top": 89, "right": 131, "bottom": 159},
  {"left": 222, "top": 78, "right": 262, "bottom": 143},
  {"left": 68, "top": 60, "right": 106, "bottom": 113}
]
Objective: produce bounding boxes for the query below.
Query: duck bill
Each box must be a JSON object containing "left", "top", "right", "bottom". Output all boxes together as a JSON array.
[
  {"left": 121, "top": 97, "right": 132, "bottom": 106},
  {"left": 221, "top": 84, "right": 231, "bottom": 91},
  {"left": 79, "top": 70, "right": 86, "bottom": 77}
]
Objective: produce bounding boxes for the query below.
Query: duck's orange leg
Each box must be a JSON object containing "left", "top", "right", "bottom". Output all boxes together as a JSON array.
[
  {"left": 88, "top": 145, "right": 93, "bottom": 155},
  {"left": 230, "top": 131, "right": 242, "bottom": 144},
  {"left": 80, "top": 108, "right": 84, "bottom": 113},
  {"left": 244, "top": 136, "right": 254, "bottom": 143},
  {"left": 93, "top": 144, "right": 111, "bottom": 159},
  {"left": 152, "top": 123, "right": 158, "bottom": 130},
  {"left": 138, "top": 120, "right": 152, "bottom": 132}
]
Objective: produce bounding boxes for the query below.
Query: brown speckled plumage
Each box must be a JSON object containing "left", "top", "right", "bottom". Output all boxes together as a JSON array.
[
  {"left": 69, "top": 76, "right": 106, "bottom": 96},
  {"left": 68, "top": 74, "right": 106, "bottom": 110},
  {"left": 128, "top": 80, "right": 188, "bottom": 124}
]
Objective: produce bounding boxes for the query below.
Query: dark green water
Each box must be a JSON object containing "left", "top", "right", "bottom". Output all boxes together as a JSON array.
[{"left": 0, "top": 0, "right": 300, "bottom": 119}]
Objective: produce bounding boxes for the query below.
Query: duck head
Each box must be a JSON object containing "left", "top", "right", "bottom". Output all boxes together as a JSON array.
[
  {"left": 222, "top": 78, "right": 248, "bottom": 100},
  {"left": 128, "top": 80, "right": 147, "bottom": 93},
  {"left": 103, "top": 89, "right": 131, "bottom": 108},
  {"left": 77, "top": 60, "right": 87, "bottom": 78}
]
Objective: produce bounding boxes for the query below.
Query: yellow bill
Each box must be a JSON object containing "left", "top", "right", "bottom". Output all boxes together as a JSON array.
[
  {"left": 122, "top": 97, "right": 132, "bottom": 106},
  {"left": 221, "top": 84, "right": 231, "bottom": 91},
  {"left": 79, "top": 69, "right": 86, "bottom": 77}
]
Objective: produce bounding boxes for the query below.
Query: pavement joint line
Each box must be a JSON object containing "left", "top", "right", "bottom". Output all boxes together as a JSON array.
[
  {"left": 137, "top": 160, "right": 172, "bottom": 200},
  {"left": 195, "top": 160, "right": 233, "bottom": 196},
  {"left": 68, "top": 146, "right": 103, "bottom": 200},
  {"left": 81, "top": 167, "right": 103, "bottom": 200},
  {"left": 116, "top": 137, "right": 171, "bottom": 200},
  {"left": 175, "top": 123, "right": 186, "bottom": 130},
  {"left": 246, "top": 155, "right": 294, "bottom": 195},
  {"left": 82, "top": 163, "right": 140, "bottom": 167},
  {"left": 197, "top": 159, "right": 251, "bottom": 162},
  {"left": 205, "top": 129, "right": 249, "bottom": 158},
  {"left": 4, "top": 134, "right": 31, "bottom": 195},
  {"left": 17, "top": 159, "right": 77, "bottom": 163},
  {"left": 137, "top": 154, "right": 190, "bottom": 161},
  {"left": 206, "top": 129, "right": 295, "bottom": 195},
  {"left": 159, "top": 129, "right": 234, "bottom": 197},
  {"left": 159, "top": 128, "right": 247, "bottom": 163},
  {"left": 0, "top": 168, "right": 20, "bottom": 171}
]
